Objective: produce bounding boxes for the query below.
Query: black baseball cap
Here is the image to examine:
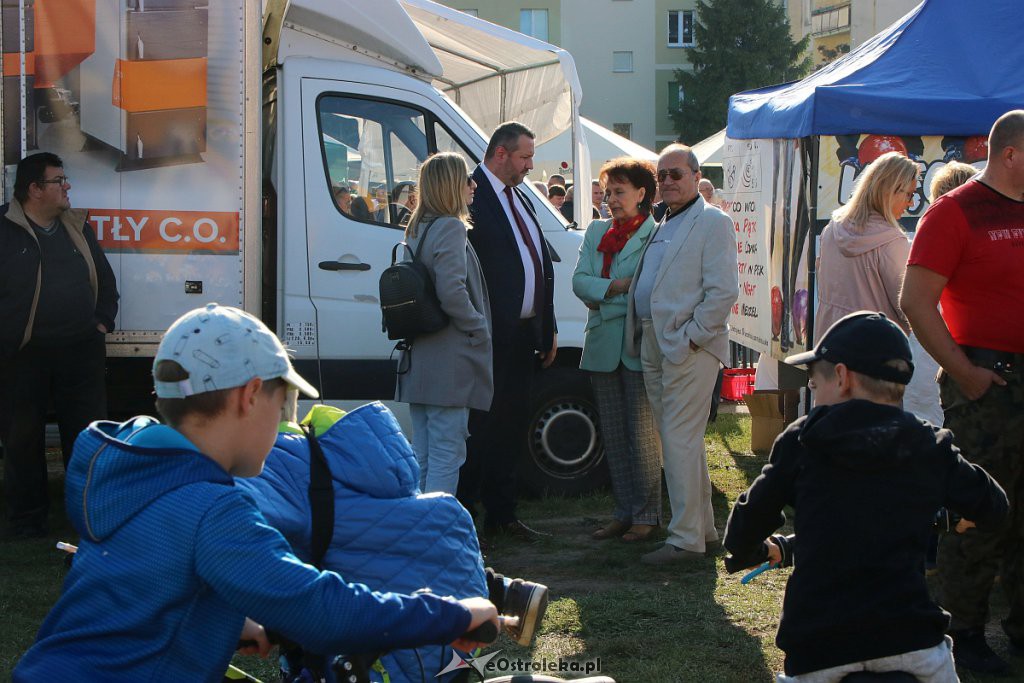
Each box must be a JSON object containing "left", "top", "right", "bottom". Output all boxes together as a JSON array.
[{"left": 785, "top": 311, "right": 914, "bottom": 385}]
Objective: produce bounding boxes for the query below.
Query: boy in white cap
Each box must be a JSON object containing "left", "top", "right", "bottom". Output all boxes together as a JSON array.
[{"left": 14, "top": 304, "right": 496, "bottom": 683}]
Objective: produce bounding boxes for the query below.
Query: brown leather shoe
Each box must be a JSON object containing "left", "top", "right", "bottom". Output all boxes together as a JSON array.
[
  {"left": 591, "top": 519, "right": 630, "bottom": 540},
  {"left": 503, "top": 578, "right": 549, "bottom": 646}
]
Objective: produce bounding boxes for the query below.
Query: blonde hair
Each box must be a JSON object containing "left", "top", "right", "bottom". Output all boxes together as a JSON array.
[
  {"left": 929, "top": 161, "right": 976, "bottom": 201},
  {"left": 833, "top": 151, "right": 919, "bottom": 228},
  {"left": 406, "top": 152, "right": 470, "bottom": 238},
  {"left": 812, "top": 359, "right": 909, "bottom": 403}
]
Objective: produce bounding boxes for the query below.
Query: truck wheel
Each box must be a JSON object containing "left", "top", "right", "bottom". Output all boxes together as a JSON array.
[{"left": 519, "top": 367, "right": 609, "bottom": 496}]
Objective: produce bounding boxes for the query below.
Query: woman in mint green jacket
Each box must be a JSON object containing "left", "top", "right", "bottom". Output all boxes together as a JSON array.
[{"left": 572, "top": 158, "right": 661, "bottom": 543}]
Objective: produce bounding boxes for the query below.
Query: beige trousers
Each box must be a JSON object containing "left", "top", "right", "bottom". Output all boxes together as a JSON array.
[{"left": 640, "top": 320, "right": 720, "bottom": 552}]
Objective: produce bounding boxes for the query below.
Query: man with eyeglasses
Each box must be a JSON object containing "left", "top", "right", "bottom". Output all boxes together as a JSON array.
[
  {"left": 0, "top": 152, "right": 118, "bottom": 538},
  {"left": 625, "top": 144, "right": 738, "bottom": 565}
]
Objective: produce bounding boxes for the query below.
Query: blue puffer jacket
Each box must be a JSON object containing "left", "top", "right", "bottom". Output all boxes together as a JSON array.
[
  {"left": 13, "top": 417, "right": 471, "bottom": 683},
  {"left": 237, "top": 403, "right": 486, "bottom": 682}
]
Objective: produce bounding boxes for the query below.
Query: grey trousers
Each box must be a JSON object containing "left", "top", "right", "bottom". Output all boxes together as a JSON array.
[{"left": 591, "top": 366, "right": 661, "bottom": 526}]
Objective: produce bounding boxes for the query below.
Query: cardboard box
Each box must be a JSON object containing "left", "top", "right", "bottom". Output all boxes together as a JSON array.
[{"left": 744, "top": 389, "right": 801, "bottom": 453}]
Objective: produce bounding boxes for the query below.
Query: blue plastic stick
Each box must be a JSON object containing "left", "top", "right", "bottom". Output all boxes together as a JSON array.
[{"left": 741, "top": 562, "right": 772, "bottom": 584}]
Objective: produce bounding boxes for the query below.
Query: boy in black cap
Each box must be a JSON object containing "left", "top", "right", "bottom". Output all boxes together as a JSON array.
[{"left": 724, "top": 311, "right": 1008, "bottom": 682}]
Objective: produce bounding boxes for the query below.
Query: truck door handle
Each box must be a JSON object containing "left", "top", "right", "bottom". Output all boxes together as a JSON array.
[{"left": 318, "top": 261, "right": 371, "bottom": 271}]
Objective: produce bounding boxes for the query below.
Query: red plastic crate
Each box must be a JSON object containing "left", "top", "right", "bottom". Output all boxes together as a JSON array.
[{"left": 720, "top": 368, "right": 756, "bottom": 401}]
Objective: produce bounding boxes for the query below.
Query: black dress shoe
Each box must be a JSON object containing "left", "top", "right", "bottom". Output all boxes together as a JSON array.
[
  {"left": 951, "top": 627, "right": 1010, "bottom": 676},
  {"left": 485, "top": 519, "right": 551, "bottom": 541},
  {"left": 1003, "top": 619, "right": 1024, "bottom": 654}
]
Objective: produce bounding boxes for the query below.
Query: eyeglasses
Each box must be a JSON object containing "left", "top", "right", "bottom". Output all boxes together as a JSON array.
[
  {"left": 467, "top": 174, "right": 475, "bottom": 186},
  {"left": 898, "top": 188, "right": 916, "bottom": 200},
  {"left": 37, "top": 175, "right": 70, "bottom": 186},
  {"left": 657, "top": 168, "right": 692, "bottom": 183}
]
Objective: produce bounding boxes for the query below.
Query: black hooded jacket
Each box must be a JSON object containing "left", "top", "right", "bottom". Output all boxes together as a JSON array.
[{"left": 724, "top": 399, "right": 1008, "bottom": 676}]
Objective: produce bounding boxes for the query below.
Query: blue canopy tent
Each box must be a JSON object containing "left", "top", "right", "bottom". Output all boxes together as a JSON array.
[
  {"left": 727, "top": 0, "right": 1024, "bottom": 139},
  {"left": 721, "top": 0, "right": 1024, "bottom": 366}
]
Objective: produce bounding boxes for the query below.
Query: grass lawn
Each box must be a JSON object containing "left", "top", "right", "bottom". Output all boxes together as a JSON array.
[{"left": 2, "top": 415, "right": 1019, "bottom": 681}]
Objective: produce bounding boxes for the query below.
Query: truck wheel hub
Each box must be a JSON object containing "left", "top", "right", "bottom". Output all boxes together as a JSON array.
[{"left": 531, "top": 401, "right": 600, "bottom": 473}]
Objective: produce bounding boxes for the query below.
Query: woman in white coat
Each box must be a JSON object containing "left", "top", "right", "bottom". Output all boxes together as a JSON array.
[{"left": 396, "top": 153, "right": 492, "bottom": 494}]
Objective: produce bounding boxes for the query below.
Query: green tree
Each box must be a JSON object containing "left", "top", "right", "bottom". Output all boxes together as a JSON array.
[
  {"left": 816, "top": 42, "right": 850, "bottom": 68},
  {"left": 671, "top": 0, "right": 811, "bottom": 144}
]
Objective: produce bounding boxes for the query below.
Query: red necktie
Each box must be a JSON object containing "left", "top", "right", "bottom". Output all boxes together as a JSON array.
[{"left": 503, "top": 186, "right": 545, "bottom": 315}]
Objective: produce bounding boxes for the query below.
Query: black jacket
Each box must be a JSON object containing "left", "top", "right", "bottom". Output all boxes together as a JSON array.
[
  {"left": 468, "top": 166, "right": 555, "bottom": 352},
  {"left": 0, "top": 201, "right": 119, "bottom": 358},
  {"left": 724, "top": 399, "right": 1008, "bottom": 676}
]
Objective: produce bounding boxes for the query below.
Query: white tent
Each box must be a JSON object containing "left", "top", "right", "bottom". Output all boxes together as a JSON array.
[
  {"left": 692, "top": 129, "right": 725, "bottom": 168},
  {"left": 534, "top": 117, "right": 657, "bottom": 180},
  {"left": 267, "top": 0, "right": 593, "bottom": 223}
]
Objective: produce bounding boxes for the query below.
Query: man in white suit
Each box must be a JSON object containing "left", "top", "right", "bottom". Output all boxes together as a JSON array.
[{"left": 626, "top": 144, "right": 739, "bottom": 565}]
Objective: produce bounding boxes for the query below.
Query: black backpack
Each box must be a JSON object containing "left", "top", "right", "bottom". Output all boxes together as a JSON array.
[{"left": 379, "top": 219, "right": 449, "bottom": 342}]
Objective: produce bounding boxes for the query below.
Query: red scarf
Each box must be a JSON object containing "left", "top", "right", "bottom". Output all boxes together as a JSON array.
[{"left": 597, "top": 214, "right": 647, "bottom": 277}]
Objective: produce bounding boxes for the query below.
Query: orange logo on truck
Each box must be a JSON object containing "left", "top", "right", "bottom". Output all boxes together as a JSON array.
[{"left": 90, "top": 209, "right": 239, "bottom": 254}]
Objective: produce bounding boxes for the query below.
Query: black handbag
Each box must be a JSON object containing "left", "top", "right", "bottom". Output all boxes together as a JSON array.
[{"left": 379, "top": 219, "right": 449, "bottom": 341}]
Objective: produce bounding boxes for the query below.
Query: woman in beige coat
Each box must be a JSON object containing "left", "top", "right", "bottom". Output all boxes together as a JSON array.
[{"left": 816, "top": 151, "right": 919, "bottom": 337}]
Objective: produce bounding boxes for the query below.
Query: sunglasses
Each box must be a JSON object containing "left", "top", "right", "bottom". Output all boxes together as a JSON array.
[
  {"left": 467, "top": 174, "right": 475, "bottom": 186},
  {"left": 37, "top": 175, "right": 70, "bottom": 186},
  {"left": 657, "top": 168, "right": 692, "bottom": 183}
]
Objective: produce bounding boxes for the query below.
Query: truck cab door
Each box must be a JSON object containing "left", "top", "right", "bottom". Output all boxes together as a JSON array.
[{"left": 298, "top": 78, "right": 476, "bottom": 401}]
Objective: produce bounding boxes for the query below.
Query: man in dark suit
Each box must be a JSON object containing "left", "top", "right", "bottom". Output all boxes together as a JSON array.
[{"left": 458, "top": 122, "right": 557, "bottom": 540}]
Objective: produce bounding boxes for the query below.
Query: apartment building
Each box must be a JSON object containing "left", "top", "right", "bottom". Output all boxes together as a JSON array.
[
  {"left": 443, "top": 0, "right": 709, "bottom": 151},
  {"left": 785, "top": 0, "right": 920, "bottom": 66}
]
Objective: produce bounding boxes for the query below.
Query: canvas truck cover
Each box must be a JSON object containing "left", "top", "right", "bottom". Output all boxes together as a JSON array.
[{"left": 271, "top": 0, "right": 593, "bottom": 224}]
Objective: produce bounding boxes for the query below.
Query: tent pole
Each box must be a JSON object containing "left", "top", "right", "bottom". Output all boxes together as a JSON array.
[
  {"left": 805, "top": 135, "right": 819, "bottom": 348},
  {"left": 805, "top": 135, "right": 820, "bottom": 416}
]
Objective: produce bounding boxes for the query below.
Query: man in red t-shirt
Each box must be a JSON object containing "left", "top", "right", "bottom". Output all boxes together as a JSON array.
[{"left": 902, "top": 110, "right": 1024, "bottom": 676}]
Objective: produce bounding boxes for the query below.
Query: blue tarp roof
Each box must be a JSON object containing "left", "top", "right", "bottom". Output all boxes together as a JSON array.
[{"left": 727, "top": 0, "right": 1024, "bottom": 139}]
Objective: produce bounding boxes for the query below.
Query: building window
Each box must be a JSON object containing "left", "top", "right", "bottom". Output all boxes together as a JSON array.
[
  {"left": 668, "top": 9, "right": 695, "bottom": 47},
  {"left": 459, "top": 9, "right": 479, "bottom": 17},
  {"left": 811, "top": 4, "right": 850, "bottom": 36},
  {"left": 612, "top": 123, "right": 632, "bottom": 140},
  {"left": 519, "top": 9, "right": 549, "bottom": 41},
  {"left": 612, "top": 51, "right": 634, "bottom": 73},
  {"left": 668, "top": 81, "right": 684, "bottom": 115}
]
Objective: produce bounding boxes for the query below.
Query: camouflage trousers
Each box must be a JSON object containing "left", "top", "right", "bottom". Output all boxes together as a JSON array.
[{"left": 937, "top": 359, "right": 1024, "bottom": 638}]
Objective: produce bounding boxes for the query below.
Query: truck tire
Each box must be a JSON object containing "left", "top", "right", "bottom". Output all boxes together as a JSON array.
[{"left": 519, "top": 367, "right": 609, "bottom": 496}]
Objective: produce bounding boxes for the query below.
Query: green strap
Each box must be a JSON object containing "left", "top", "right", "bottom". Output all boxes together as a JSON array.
[
  {"left": 222, "top": 664, "right": 262, "bottom": 682},
  {"left": 371, "top": 659, "right": 391, "bottom": 683}
]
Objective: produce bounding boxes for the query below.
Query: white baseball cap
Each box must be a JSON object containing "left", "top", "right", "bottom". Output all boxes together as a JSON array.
[{"left": 154, "top": 303, "right": 319, "bottom": 399}]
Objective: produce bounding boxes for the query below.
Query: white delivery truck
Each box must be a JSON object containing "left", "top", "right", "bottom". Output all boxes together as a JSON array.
[{"left": 0, "top": 0, "right": 605, "bottom": 494}]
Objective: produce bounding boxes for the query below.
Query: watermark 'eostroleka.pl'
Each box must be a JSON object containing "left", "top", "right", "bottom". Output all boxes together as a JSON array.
[{"left": 437, "top": 650, "right": 603, "bottom": 678}]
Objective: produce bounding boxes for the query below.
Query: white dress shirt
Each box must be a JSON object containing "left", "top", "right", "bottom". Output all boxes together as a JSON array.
[{"left": 480, "top": 163, "right": 543, "bottom": 318}]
